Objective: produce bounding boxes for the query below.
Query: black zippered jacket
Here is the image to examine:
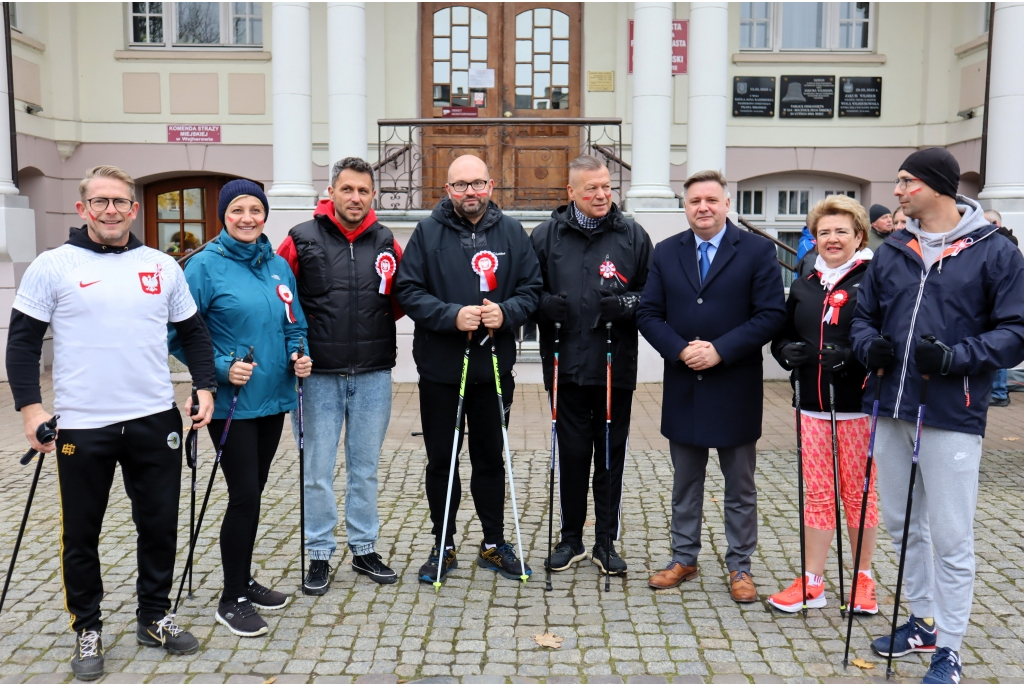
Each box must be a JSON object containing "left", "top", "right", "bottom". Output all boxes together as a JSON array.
[
  {"left": 531, "top": 203, "right": 653, "bottom": 391},
  {"left": 771, "top": 260, "right": 869, "bottom": 412},
  {"left": 393, "top": 198, "right": 542, "bottom": 385}
]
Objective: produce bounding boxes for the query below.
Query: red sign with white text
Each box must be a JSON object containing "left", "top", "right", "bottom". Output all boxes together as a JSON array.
[
  {"left": 628, "top": 20, "right": 687, "bottom": 75},
  {"left": 167, "top": 125, "right": 222, "bottom": 143},
  {"left": 441, "top": 106, "right": 479, "bottom": 118}
]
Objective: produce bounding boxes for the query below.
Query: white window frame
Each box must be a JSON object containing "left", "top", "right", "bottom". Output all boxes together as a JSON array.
[
  {"left": 738, "top": 2, "right": 875, "bottom": 53},
  {"left": 128, "top": 2, "right": 263, "bottom": 49},
  {"left": 824, "top": 189, "right": 856, "bottom": 200},
  {"left": 9, "top": 3, "right": 19, "bottom": 30},
  {"left": 738, "top": 188, "right": 767, "bottom": 219},
  {"left": 776, "top": 188, "right": 812, "bottom": 219}
]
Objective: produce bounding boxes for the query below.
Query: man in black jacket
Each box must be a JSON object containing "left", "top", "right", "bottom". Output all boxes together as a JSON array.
[
  {"left": 278, "top": 157, "right": 403, "bottom": 591},
  {"left": 394, "top": 154, "right": 542, "bottom": 584},
  {"left": 531, "top": 155, "right": 652, "bottom": 576}
]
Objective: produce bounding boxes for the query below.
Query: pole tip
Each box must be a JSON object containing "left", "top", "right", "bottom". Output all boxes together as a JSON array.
[
  {"left": 520, "top": 575, "right": 529, "bottom": 584},
  {"left": 433, "top": 582, "right": 441, "bottom": 592}
]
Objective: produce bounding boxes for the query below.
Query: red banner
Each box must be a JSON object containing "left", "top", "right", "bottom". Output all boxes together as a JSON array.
[{"left": 628, "top": 20, "right": 687, "bottom": 75}]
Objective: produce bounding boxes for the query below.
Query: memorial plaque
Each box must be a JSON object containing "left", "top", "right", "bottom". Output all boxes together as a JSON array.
[
  {"left": 838, "top": 77, "right": 882, "bottom": 117},
  {"left": 779, "top": 75, "right": 835, "bottom": 118},
  {"left": 733, "top": 76, "right": 776, "bottom": 117}
]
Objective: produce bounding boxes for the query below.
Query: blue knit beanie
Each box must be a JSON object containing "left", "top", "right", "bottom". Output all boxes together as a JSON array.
[{"left": 218, "top": 179, "right": 269, "bottom": 226}]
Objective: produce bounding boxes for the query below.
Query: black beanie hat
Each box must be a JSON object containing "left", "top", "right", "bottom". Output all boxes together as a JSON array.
[
  {"left": 869, "top": 204, "right": 891, "bottom": 224},
  {"left": 899, "top": 148, "right": 960, "bottom": 199},
  {"left": 218, "top": 179, "right": 270, "bottom": 226}
]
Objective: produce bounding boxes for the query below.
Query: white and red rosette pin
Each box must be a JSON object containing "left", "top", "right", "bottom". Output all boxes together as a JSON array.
[
  {"left": 472, "top": 250, "right": 499, "bottom": 292},
  {"left": 375, "top": 251, "right": 397, "bottom": 295},
  {"left": 823, "top": 289, "right": 849, "bottom": 325},
  {"left": 277, "top": 284, "right": 297, "bottom": 323},
  {"left": 599, "top": 259, "right": 628, "bottom": 285}
]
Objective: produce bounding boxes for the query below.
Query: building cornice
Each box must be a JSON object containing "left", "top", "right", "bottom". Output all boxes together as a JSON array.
[
  {"left": 732, "top": 52, "right": 886, "bottom": 65},
  {"left": 114, "top": 50, "right": 272, "bottom": 62}
]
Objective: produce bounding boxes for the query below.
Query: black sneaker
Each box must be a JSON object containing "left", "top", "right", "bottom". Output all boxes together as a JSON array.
[
  {"left": 353, "top": 553, "right": 398, "bottom": 584},
  {"left": 70, "top": 630, "right": 104, "bottom": 681},
  {"left": 477, "top": 542, "right": 532, "bottom": 581},
  {"left": 136, "top": 616, "right": 200, "bottom": 654},
  {"left": 991, "top": 395, "right": 1011, "bottom": 407},
  {"left": 247, "top": 577, "right": 290, "bottom": 610},
  {"left": 303, "top": 559, "right": 332, "bottom": 596},
  {"left": 545, "top": 541, "right": 589, "bottom": 571},
  {"left": 418, "top": 545, "right": 458, "bottom": 584},
  {"left": 592, "top": 539, "right": 628, "bottom": 575},
  {"left": 215, "top": 596, "right": 268, "bottom": 637}
]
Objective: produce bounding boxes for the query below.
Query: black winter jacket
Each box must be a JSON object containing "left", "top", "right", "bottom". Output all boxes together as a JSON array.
[
  {"left": 393, "top": 198, "right": 542, "bottom": 385},
  {"left": 772, "top": 260, "right": 870, "bottom": 412},
  {"left": 531, "top": 203, "right": 653, "bottom": 390}
]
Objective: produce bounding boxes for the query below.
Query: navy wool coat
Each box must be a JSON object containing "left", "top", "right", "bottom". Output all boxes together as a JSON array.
[{"left": 636, "top": 220, "right": 786, "bottom": 448}]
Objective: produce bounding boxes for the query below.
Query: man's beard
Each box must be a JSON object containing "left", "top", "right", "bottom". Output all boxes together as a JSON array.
[{"left": 454, "top": 197, "right": 487, "bottom": 219}]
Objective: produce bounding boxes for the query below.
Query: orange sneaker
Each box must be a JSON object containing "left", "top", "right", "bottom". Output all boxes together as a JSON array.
[
  {"left": 767, "top": 576, "right": 826, "bottom": 613},
  {"left": 850, "top": 571, "right": 878, "bottom": 614}
]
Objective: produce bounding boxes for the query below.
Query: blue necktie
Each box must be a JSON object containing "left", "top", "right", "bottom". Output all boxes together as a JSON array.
[{"left": 698, "top": 242, "right": 711, "bottom": 284}]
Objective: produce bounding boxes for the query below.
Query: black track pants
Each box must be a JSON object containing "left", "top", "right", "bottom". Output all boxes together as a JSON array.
[
  {"left": 207, "top": 413, "right": 284, "bottom": 602},
  {"left": 420, "top": 375, "right": 513, "bottom": 548},
  {"left": 54, "top": 407, "right": 183, "bottom": 633},
  {"left": 555, "top": 383, "right": 632, "bottom": 547}
]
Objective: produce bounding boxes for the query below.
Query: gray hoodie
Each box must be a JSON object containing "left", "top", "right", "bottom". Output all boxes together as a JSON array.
[{"left": 905, "top": 194, "right": 993, "bottom": 272}]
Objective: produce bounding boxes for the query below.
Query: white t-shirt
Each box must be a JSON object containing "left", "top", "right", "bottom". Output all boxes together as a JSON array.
[{"left": 13, "top": 243, "right": 197, "bottom": 429}]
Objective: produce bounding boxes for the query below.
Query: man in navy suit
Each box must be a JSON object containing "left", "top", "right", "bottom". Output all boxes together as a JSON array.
[{"left": 637, "top": 170, "right": 786, "bottom": 601}]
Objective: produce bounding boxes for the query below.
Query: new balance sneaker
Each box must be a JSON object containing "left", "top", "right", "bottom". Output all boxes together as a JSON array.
[
  {"left": 70, "top": 630, "right": 104, "bottom": 681},
  {"left": 591, "top": 539, "right": 628, "bottom": 575},
  {"left": 247, "top": 577, "right": 290, "bottom": 610},
  {"left": 215, "top": 596, "right": 269, "bottom": 637},
  {"left": 767, "top": 577, "right": 827, "bottom": 613},
  {"left": 545, "top": 541, "right": 589, "bottom": 572},
  {"left": 478, "top": 542, "right": 532, "bottom": 581},
  {"left": 922, "top": 647, "right": 963, "bottom": 684},
  {"left": 849, "top": 571, "right": 878, "bottom": 615},
  {"left": 353, "top": 553, "right": 398, "bottom": 585},
  {"left": 137, "top": 616, "right": 200, "bottom": 654},
  {"left": 303, "top": 559, "right": 332, "bottom": 596},
  {"left": 871, "top": 614, "right": 937, "bottom": 658},
  {"left": 418, "top": 544, "right": 458, "bottom": 584}
]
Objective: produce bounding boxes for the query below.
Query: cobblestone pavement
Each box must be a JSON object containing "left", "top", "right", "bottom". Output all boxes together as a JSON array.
[{"left": 1, "top": 378, "right": 1023, "bottom": 684}]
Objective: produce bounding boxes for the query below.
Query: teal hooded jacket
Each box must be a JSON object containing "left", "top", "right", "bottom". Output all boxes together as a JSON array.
[{"left": 169, "top": 229, "right": 308, "bottom": 419}]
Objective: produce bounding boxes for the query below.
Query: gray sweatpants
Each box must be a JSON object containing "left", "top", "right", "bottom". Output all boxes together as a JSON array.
[{"left": 874, "top": 417, "right": 982, "bottom": 651}]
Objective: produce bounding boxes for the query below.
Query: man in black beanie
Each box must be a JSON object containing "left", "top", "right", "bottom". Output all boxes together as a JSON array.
[
  {"left": 867, "top": 203, "right": 893, "bottom": 251},
  {"left": 851, "top": 147, "right": 1024, "bottom": 683}
]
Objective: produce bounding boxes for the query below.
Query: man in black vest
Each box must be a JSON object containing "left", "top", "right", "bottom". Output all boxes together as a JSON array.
[
  {"left": 394, "top": 154, "right": 542, "bottom": 584},
  {"left": 531, "top": 155, "right": 652, "bottom": 577},
  {"left": 277, "top": 157, "right": 403, "bottom": 591}
]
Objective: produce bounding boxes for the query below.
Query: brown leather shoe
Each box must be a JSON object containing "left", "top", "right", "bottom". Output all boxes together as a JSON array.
[
  {"left": 648, "top": 561, "right": 699, "bottom": 589},
  {"left": 729, "top": 570, "right": 757, "bottom": 603}
]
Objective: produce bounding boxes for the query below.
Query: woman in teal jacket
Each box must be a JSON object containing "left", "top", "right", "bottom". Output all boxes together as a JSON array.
[{"left": 169, "top": 179, "right": 311, "bottom": 638}]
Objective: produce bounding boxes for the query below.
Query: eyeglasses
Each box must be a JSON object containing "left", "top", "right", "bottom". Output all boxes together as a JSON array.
[
  {"left": 448, "top": 180, "right": 489, "bottom": 192},
  {"left": 893, "top": 177, "right": 920, "bottom": 190},
  {"left": 86, "top": 197, "right": 134, "bottom": 212}
]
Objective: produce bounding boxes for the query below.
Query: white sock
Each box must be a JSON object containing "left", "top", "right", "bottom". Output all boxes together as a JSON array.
[
  {"left": 806, "top": 572, "right": 824, "bottom": 587},
  {"left": 858, "top": 569, "right": 873, "bottom": 579},
  {"left": 484, "top": 543, "right": 497, "bottom": 550}
]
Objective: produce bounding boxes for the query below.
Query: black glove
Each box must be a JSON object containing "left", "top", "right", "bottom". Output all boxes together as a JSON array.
[
  {"left": 866, "top": 336, "right": 895, "bottom": 370},
  {"left": 600, "top": 292, "right": 626, "bottom": 323},
  {"left": 541, "top": 292, "right": 569, "bottom": 322},
  {"left": 780, "top": 342, "right": 809, "bottom": 368},
  {"left": 915, "top": 335, "right": 953, "bottom": 376},
  {"left": 818, "top": 345, "right": 850, "bottom": 372}
]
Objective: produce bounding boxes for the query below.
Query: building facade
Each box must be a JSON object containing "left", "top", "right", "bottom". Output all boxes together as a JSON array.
[{"left": 2, "top": 1, "right": 1022, "bottom": 382}]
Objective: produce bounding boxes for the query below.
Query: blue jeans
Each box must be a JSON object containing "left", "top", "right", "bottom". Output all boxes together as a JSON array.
[
  {"left": 293, "top": 370, "right": 392, "bottom": 559},
  {"left": 992, "top": 368, "right": 1009, "bottom": 400}
]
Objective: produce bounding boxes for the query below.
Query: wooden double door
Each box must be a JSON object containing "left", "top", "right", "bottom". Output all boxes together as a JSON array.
[{"left": 419, "top": 2, "right": 582, "bottom": 210}]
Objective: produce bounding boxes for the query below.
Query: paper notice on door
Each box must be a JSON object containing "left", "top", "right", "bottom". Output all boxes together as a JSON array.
[{"left": 468, "top": 69, "right": 495, "bottom": 89}]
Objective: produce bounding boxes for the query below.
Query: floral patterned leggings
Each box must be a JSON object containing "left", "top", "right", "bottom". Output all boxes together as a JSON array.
[{"left": 800, "top": 414, "right": 879, "bottom": 531}]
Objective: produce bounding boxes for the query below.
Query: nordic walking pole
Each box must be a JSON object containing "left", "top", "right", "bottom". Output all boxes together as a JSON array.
[
  {"left": 435, "top": 332, "right": 472, "bottom": 591},
  {"left": 187, "top": 387, "right": 200, "bottom": 600},
  {"left": 488, "top": 328, "right": 529, "bottom": 584},
  {"left": 885, "top": 370, "right": 928, "bottom": 680},
  {"left": 795, "top": 367, "right": 809, "bottom": 616},
  {"left": 604, "top": 322, "right": 613, "bottom": 593},
  {"left": 843, "top": 368, "right": 884, "bottom": 669},
  {"left": 546, "top": 322, "right": 561, "bottom": 592},
  {"left": 173, "top": 346, "right": 254, "bottom": 614},
  {"left": 824, "top": 347, "right": 847, "bottom": 619},
  {"left": 0, "top": 416, "right": 59, "bottom": 616},
  {"left": 297, "top": 338, "right": 307, "bottom": 590}
]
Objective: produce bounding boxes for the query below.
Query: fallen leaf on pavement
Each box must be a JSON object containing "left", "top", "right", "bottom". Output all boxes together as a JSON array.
[
  {"left": 851, "top": 658, "right": 874, "bottom": 669},
  {"left": 534, "top": 632, "right": 563, "bottom": 649},
  {"left": 1003, "top": 436, "right": 1019, "bottom": 441},
  {"left": 584, "top": 520, "right": 595, "bottom": 527},
  {"left": 264, "top": 678, "right": 277, "bottom": 684},
  {"left": 710, "top": 497, "right": 719, "bottom": 502}
]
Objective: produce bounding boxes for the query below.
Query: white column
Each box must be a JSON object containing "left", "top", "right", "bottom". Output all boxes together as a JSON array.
[
  {"left": 686, "top": 2, "right": 728, "bottom": 177},
  {"left": 266, "top": 1, "right": 317, "bottom": 209},
  {"left": 625, "top": 2, "right": 677, "bottom": 209},
  {"left": 327, "top": 2, "right": 367, "bottom": 170},
  {"left": 979, "top": 2, "right": 1024, "bottom": 231}
]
